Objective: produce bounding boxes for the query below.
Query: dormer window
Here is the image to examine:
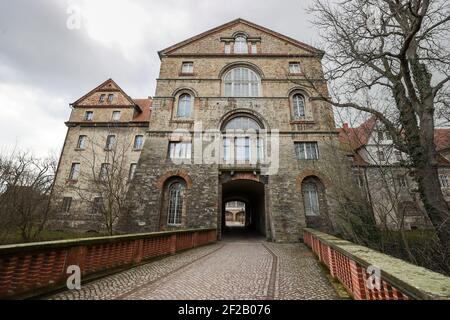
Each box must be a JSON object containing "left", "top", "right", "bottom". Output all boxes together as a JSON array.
[{"left": 234, "top": 36, "right": 248, "bottom": 54}]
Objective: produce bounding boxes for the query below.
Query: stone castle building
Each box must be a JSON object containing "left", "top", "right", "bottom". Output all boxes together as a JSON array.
[
  {"left": 339, "top": 117, "right": 450, "bottom": 230},
  {"left": 51, "top": 79, "right": 151, "bottom": 230},
  {"left": 116, "top": 18, "right": 342, "bottom": 242}
]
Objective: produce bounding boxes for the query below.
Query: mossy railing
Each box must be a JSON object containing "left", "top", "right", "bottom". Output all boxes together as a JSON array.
[
  {"left": 304, "top": 228, "right": 450, "bottom": 300},
  {"left": 0, "top": 228, "right": 217, "bottom": 299}
]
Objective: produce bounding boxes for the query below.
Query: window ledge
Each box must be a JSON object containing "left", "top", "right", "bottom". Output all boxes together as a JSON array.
[
  {"left": 170, "top": 119, "right": 195, "bottom": 124},
  {"left": 178, "top": 72, "right": 196, "bottom": 76},
  {"left": 74, "top": 148, "right": 85, "bottom": 151},
  {"left": 66, "top": 179, "right": 78, "bottom": 184},
  {"left": 290, "top": 120, "right": 315, "bottom": 124},
  {"left": 133, "top": 148, "right": 143, "bottom": 152}
]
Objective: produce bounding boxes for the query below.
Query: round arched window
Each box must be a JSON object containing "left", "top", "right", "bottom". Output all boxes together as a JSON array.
[
  {"left": 293, "top": 94, "right": 306, "bottom": 119},
  {"left": 177, "top": 94, "right": 192, "bottom": 118},
  {"left": 224, "top": 67, "right": 260, "bottom": 97},
  {"left": 223, "top": 116, "right": 262, "bottom": 131}
]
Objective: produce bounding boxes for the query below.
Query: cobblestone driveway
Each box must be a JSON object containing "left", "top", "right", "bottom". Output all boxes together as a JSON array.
[{"left": 49, "top": 238, "right": 337, "bottom": 300}]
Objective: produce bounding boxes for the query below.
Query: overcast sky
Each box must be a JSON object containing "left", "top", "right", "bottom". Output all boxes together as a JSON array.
[{"left": 0, "top": 0, "right": 323, "bottom": 157}]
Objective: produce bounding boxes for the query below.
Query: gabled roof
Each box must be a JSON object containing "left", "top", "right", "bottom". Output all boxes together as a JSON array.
[
  {"left": 339, "top": 117, "right": 450, "bottom": 164},
  {"left": 158, "top": 18, "right": 324, "bottom": 59},
  {"left": 132, "top": 98, "right": 152, "bottom": 122},
  {"left": 71, "top": 78, "right": 136, "bottom": 107}
]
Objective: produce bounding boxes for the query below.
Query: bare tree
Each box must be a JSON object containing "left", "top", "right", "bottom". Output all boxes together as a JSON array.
[
  {"left": 0, "top": 149, "right": 58, "bottom": 243},
  {"left": 66, "top": 130, "right": 136, "bottom": 235},
  {"left": 305, "top": 0, "right": 450, "bottom": 248}
]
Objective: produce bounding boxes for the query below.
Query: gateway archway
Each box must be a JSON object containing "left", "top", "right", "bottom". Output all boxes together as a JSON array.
[{"left": 221, "top": 178, "right": 266, "bottom": 239}]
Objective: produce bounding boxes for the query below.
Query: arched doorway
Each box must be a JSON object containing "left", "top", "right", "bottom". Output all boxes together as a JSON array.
[{"left": 221, "top": 178, "right": 266, "bottom": 239}]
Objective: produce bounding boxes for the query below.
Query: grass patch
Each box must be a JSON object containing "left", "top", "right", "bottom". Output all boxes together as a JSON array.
[{"left": 0, "top": 229, "right": 105, "bottom": 245}]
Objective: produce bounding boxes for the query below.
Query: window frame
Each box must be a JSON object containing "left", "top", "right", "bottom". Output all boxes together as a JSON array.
[
  {"left": 69, "top": 163, "right": 80, "bottom": 181},
  {"left": 99, "top": 94, "right": 106, "bottom": 102},
  {"left": 181, "top": 62, "right": 194, "bottom": 74},
  {"left": 133, "top": 135, "right": 144, "bottom": 150},
  {"left": 303, "top": 183, "right": 320, "bottom": 216},
  {"left": 176, "top": 93, "right": 192, "bottom": 118},
  {"left": 105, "top": 135, "right": 116, "bottom": 150},
  {"left": 223, "top": 67, "right": 261, "bottom": 97},
  {"left": 169, "top": 141, "right": 192, "bottom": 160},
  {"left": 76, "top": 135, "right": 87, "bottom": 150},
  {"left": 62, "top": 197, "right": 72, "bottom": 213},
  {"left": 107, "top": 94, "right": 114, "bottom": 103},
  {"left": 295, "top": 142, "right": 319, "bottom": 160},
  {"left": 234, "top": 36, "right": 248, "bottom": 54},
  {"left": 292, "top": 94, "right": 306, "bottom": 119},
  {"left": 129, "top": 163, "right": 137, "bottom": 181},
  {"left": 112, "top": 111, "right": 121, "bottom": 121},
  {"left": 84, "top": 111, "right": 94, "bottom": 121},
  {"left": 167, "top": 181, "right": 184, "bottom": 226},
  {"left": 289, "top": 62, "right": 301, "bottom": 74}
]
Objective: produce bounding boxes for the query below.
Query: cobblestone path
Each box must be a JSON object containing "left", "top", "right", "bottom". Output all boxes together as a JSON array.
[{"left": 49, "top": 238, "right": 337, "bottom": 300}]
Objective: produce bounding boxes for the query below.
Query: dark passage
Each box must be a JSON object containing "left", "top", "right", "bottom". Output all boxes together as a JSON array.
[{"left": 221, "top": 179, "right": 266, "bottom": 240}]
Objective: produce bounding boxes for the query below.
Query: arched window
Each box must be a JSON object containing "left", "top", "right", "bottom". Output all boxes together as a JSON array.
[
  {"left": 223, "top": 116, "right": 261, "bottom": 131},
  {"left": 293, "top": 94, "right": 306, "bottom": 119},
  {"left": 167, "top": 181, "right": 184, "bottom": 225},
  {"left": 234, "top": 36, "right": 248, "bottom": 53},
  {"left": 222, "top": 115, "right": 264, "bottom": 163},
  {"left": 303, "top": 182, "right": 320, "bottom": 216},
  {"left": 224, "top": 67, "right": 260, "bottom": 97},
  {"left": 177, "top": 94, "right": 192, "bottom": 118}
]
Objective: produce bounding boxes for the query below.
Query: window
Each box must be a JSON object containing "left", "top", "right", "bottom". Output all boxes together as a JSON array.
[
  {"left": 76, "top": 135, "right": 87, "bottom": 150},
  {"left": 289, "top": 62, "right": 301, "bottom": 74},
  {"left": 224, "top": 67, "right": 260, "bottom": 97},
  {"left": 62, "top": 197, "right": 72, "bottom": 213},
  {"left": 295, "top": 142, "right": 319, "bottom": 160},
  {"left": 92, "top": 197, "right": 104, "bottom": 215},
  {"left": 177, "top": 94, "right": 192, "bottom": 118},
  {"left": 303, "top": 183, "right": 320, "bottom": 216},
  {"left": 69, "top": 163, "right": 80, "bottom": 181},
  {"left": 395, "top": 151, "right": 403, "bottom": 161},
  {"left": 107, "top": 94, "right": 114, "bottom": 102},
  {"left": 167, "top": 182, "right": 184, "bottom": 225},
  {"left": 440, "top": 174, "right": 449, "bottom": 188},
  {"left": 99, "top": 163, "right": 110, "bottom": 180},
  {"left": 223, "top": 137, "right": 231, "bottom": 161},
  {"left": 293, "top": 94, "right": 306, "bottom": 119},
  {"left": 99, "top": 94, "right": 106, "bottom": 102},
  {"left": 112, "top": 111, "right": 121, "bottom": 121},
  {"left": 377, "top": 150, "right": 386, "bottom": 161},
  {"left": 133, "top": 135, "right": 144, "bottom": 150},
  {"left": 84, "top": 111, "right": 93, "bottom": 121},
  {"left": 377, "top": 131, "right": 384, "bottom": 141},
  {"left": 223, "top": 116, "right": 261, "bottom": 131},
  {"left": 105, "top": 135, "right": 116, "bottom": 150},
  {"left": 224, "top": 43, "right": 231, "bottom": 54},
  {"left": 181, "top": 62, "right": 194, "bottom": 74},
  {"left": 251, "top": 43, "right": 257, "bottom": 54},
  {"left": 169, "top": 142, "right": 192, "bottom": 159},
  {"left": 385, "top": 132, "right": 392, "bottom": 140},
  {"left": 396, "top": 175, "right": 407, "bottom": 189},
  {"left": 234, "top": 36, "right": 248, "bottom": 53},
  {"left": 235, "top": 137, "right": 250, "bottom": 161},
  {"left": 129, "top": 163, "right": 137, "bottom": 181}
]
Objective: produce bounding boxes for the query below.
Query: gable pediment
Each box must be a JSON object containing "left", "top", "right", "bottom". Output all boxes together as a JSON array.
[
  {"left": 159, "top": 18, "right": 323, "bottom": 57},
  {"left": 73, "top": 79, "right": 136, "bottom": 107}
]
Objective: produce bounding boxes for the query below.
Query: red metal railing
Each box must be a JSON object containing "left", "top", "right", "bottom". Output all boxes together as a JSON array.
[
  {"left": 304, "top": 228, "right": 450, "bottom": 300},
  {"left": 0, "top": 228, "right": 216, "bottom": 299}
]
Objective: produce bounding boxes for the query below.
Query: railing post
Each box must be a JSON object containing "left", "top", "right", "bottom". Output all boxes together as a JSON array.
[
  {"left": 132, "top": 239, "right": 144, "bottom": 264},
  {"left": 65, "top": 246, "right": 87, "bottom": 275},
  {"left": 170, "top": 234, "right": 177, "bottom": 254},
  {"left": 349, "top": 260, "right": 367, "bottom": 300}
]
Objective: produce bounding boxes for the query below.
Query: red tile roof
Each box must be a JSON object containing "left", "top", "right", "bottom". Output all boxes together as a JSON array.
[
  {"left": 132, "top": 98, "right": 152, "bottom": 122},
  {"left": 435, "top": 128, "right": 450, "bottom": 152}
]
